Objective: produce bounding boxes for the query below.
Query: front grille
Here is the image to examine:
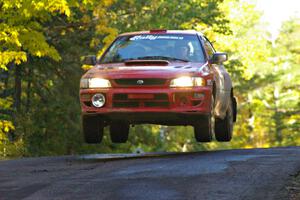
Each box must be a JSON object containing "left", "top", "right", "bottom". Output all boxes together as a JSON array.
[
  {"left": 113, "top": 102, "right": 139, "bottom": 108},
  {"left": 114, "top": 78, "right": 166, "bottom": 86},
  {"left": 113, "top": 94, "right": 128, "bottom": 100},
  {"left": 114, "top": 93, "right": 168, "bottom": 101},
  {"left": 112, "top": 93, "right": 169, "bottom": 108},
  {"left": 144, "top": 102, "right": 170, "bottom": 107}
]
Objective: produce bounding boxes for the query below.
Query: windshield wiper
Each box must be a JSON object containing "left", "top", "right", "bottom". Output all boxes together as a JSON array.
[{"left": 135, "top": 56, "right": 189, "bottom": 62}]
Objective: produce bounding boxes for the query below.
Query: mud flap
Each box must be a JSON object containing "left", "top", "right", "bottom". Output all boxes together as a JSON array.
[{"left": 232, "top": 97, "right": 237, "bottom": 122}]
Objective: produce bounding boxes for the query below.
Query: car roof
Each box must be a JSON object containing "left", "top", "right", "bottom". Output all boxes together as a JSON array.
[{"left": 118, "top": 30, "right": 204, "bottom": 37}]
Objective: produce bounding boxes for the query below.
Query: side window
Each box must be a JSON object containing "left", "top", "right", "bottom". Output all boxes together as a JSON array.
[{"left": 203, "top": 38, "right": 215, "bottom": 59}]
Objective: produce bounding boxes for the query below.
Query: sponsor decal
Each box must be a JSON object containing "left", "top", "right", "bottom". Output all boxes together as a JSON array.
[{"left": 130, "top": 35, "right": 184, "bottom": 41}]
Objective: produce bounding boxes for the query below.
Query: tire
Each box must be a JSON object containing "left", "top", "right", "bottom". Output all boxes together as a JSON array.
[
  {"left": 194, "top": 95, "right": 214, "bottom": 142},
  {"left": 109, "top": 121, "right": 129, "bottom": 143},
  {"left": 82, "top": 115, "right": 104, "bottom": 144},
  {"left": 215, "top": 98, "right": 234, "bottom": 142}
]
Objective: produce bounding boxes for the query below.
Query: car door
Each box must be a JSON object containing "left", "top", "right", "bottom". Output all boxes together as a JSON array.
[{"left": 202, "top": 37, "right": 230, "bottom": 119}]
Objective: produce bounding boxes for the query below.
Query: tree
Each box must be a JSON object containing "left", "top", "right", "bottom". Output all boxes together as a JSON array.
[
  {"left": 0, "top": 0, "right": 71, "bottom": 157},
  {"left": 262, "top": 17, "right": 300, "bottom": 146}
]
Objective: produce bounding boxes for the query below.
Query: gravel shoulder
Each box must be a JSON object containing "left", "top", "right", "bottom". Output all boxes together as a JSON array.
[{"left": 287, "top": 170, "right": 300, "bottom": 200}]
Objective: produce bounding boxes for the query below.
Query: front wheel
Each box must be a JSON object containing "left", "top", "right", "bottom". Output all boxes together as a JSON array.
[
  {"left": 82, "top": 115, "right": 104, "bottom": 144},
  {"left": 194, "top": 95, "right": 214, "bottom": 142},
  {"left": 215, "top": 98, "right": 234, "bottom": 142}
]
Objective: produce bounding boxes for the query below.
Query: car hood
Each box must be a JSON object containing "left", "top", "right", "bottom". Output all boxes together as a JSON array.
[{"left": 84, "top": 62, "right": 208, "bottom": 79}]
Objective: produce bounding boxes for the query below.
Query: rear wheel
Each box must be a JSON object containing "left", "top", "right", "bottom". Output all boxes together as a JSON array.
[
  {"left": 82, "top": 115, "right": 104, "bottom": 143},
  {"left": 109, "top": 121, "right": 130, "bottom": 143},
  {"left": 194, "top": 95, "right": 214, "bottom": 142},
  {"left": 215, "top": 98, "right": 234, "bottom": 142}
]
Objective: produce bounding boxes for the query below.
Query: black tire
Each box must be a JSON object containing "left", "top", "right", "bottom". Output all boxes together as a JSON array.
[
  {"left": 215, "top": 98, "right": 234, "bottom": 142},
  {"left": 194, "top": 95, "right": 214, "bottom": 142},
  {"left": 109, "top": 122, "right": 130, "bottom": 143},
  {"left": 82, "top": 115, "right": 104, "bottom": 144}
]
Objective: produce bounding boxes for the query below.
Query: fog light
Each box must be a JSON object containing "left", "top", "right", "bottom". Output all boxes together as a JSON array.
[{"left": 92, "top": 93, "right": 105, "bottom": 107}]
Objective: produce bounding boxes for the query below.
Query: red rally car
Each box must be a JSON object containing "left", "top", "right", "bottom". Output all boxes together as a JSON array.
[{"left": 80, "top": 30, "right": 237, "bottom": 143}]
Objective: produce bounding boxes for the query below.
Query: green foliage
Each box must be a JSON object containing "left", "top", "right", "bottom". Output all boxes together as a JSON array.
[
  {"left": 0, "top": 0, "right": 72, "bottom": 67},
  {"left": 0, "top": 0, "right": 73, "bottom": 155}
]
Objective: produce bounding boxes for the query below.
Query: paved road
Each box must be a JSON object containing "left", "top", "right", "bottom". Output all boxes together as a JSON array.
[{"left": 1, "top": 147, "right": 300, "bottom": 200}]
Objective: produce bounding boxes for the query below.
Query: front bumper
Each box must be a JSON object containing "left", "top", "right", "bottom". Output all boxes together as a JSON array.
[{"left": 80, "top": 87, "right": 212, "bottom": 118}]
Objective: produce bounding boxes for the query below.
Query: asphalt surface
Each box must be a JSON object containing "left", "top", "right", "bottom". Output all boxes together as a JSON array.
[{"left": 1, "top": 147, "right": 300, "bottom": 200}]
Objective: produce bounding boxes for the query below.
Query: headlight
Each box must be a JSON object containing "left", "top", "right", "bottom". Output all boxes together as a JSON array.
[
  {"left": 80, "top": 78, "right": 111, "bottom": 88},
  {"left": 170, "top": 77, "right": 205, "bottom": 87},
  {"left": 89, "top": 78, "right": 111, "bottom": 88}
]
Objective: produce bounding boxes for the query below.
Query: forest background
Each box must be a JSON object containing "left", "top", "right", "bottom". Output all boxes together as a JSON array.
[{"left": 0, "top": 0, "right": 299, "bottom": 157}]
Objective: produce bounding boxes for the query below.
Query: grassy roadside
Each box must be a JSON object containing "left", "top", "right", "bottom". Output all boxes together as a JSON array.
[{"left": 287, "top": 171, "right": 300, "bottom": 200}]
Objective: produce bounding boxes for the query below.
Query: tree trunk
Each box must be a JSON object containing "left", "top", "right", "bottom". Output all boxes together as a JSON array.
[
  {"left": 14, "top": 64, "right": 21, "bottom": 112},
  {"left": 26, "top": 67, "right": 32, "bottom": 112},
  {"left": 273, "top": 87, "right": 282, "bottom": 145}
]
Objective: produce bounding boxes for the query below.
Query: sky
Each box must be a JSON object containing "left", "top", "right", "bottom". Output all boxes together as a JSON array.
[{"left": 252, "top": 0, "right": 300, "bottom": 39}]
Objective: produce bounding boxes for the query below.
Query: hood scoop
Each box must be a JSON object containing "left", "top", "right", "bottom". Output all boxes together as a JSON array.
[{"left": 124, "top": 60, "right": 170, "bottom": 66}]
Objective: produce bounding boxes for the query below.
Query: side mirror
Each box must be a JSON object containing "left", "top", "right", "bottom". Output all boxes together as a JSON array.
[
  {"left": 210, "top": 52, "right": 227, "bottom": 64},
  {"left": 81, "top": 55, "right": 97, "bottom": 65}
]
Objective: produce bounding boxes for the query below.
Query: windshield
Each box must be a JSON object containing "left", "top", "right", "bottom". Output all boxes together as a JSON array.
[{"left": 100, "top": 34, "right": 205, "bottom": 63}]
